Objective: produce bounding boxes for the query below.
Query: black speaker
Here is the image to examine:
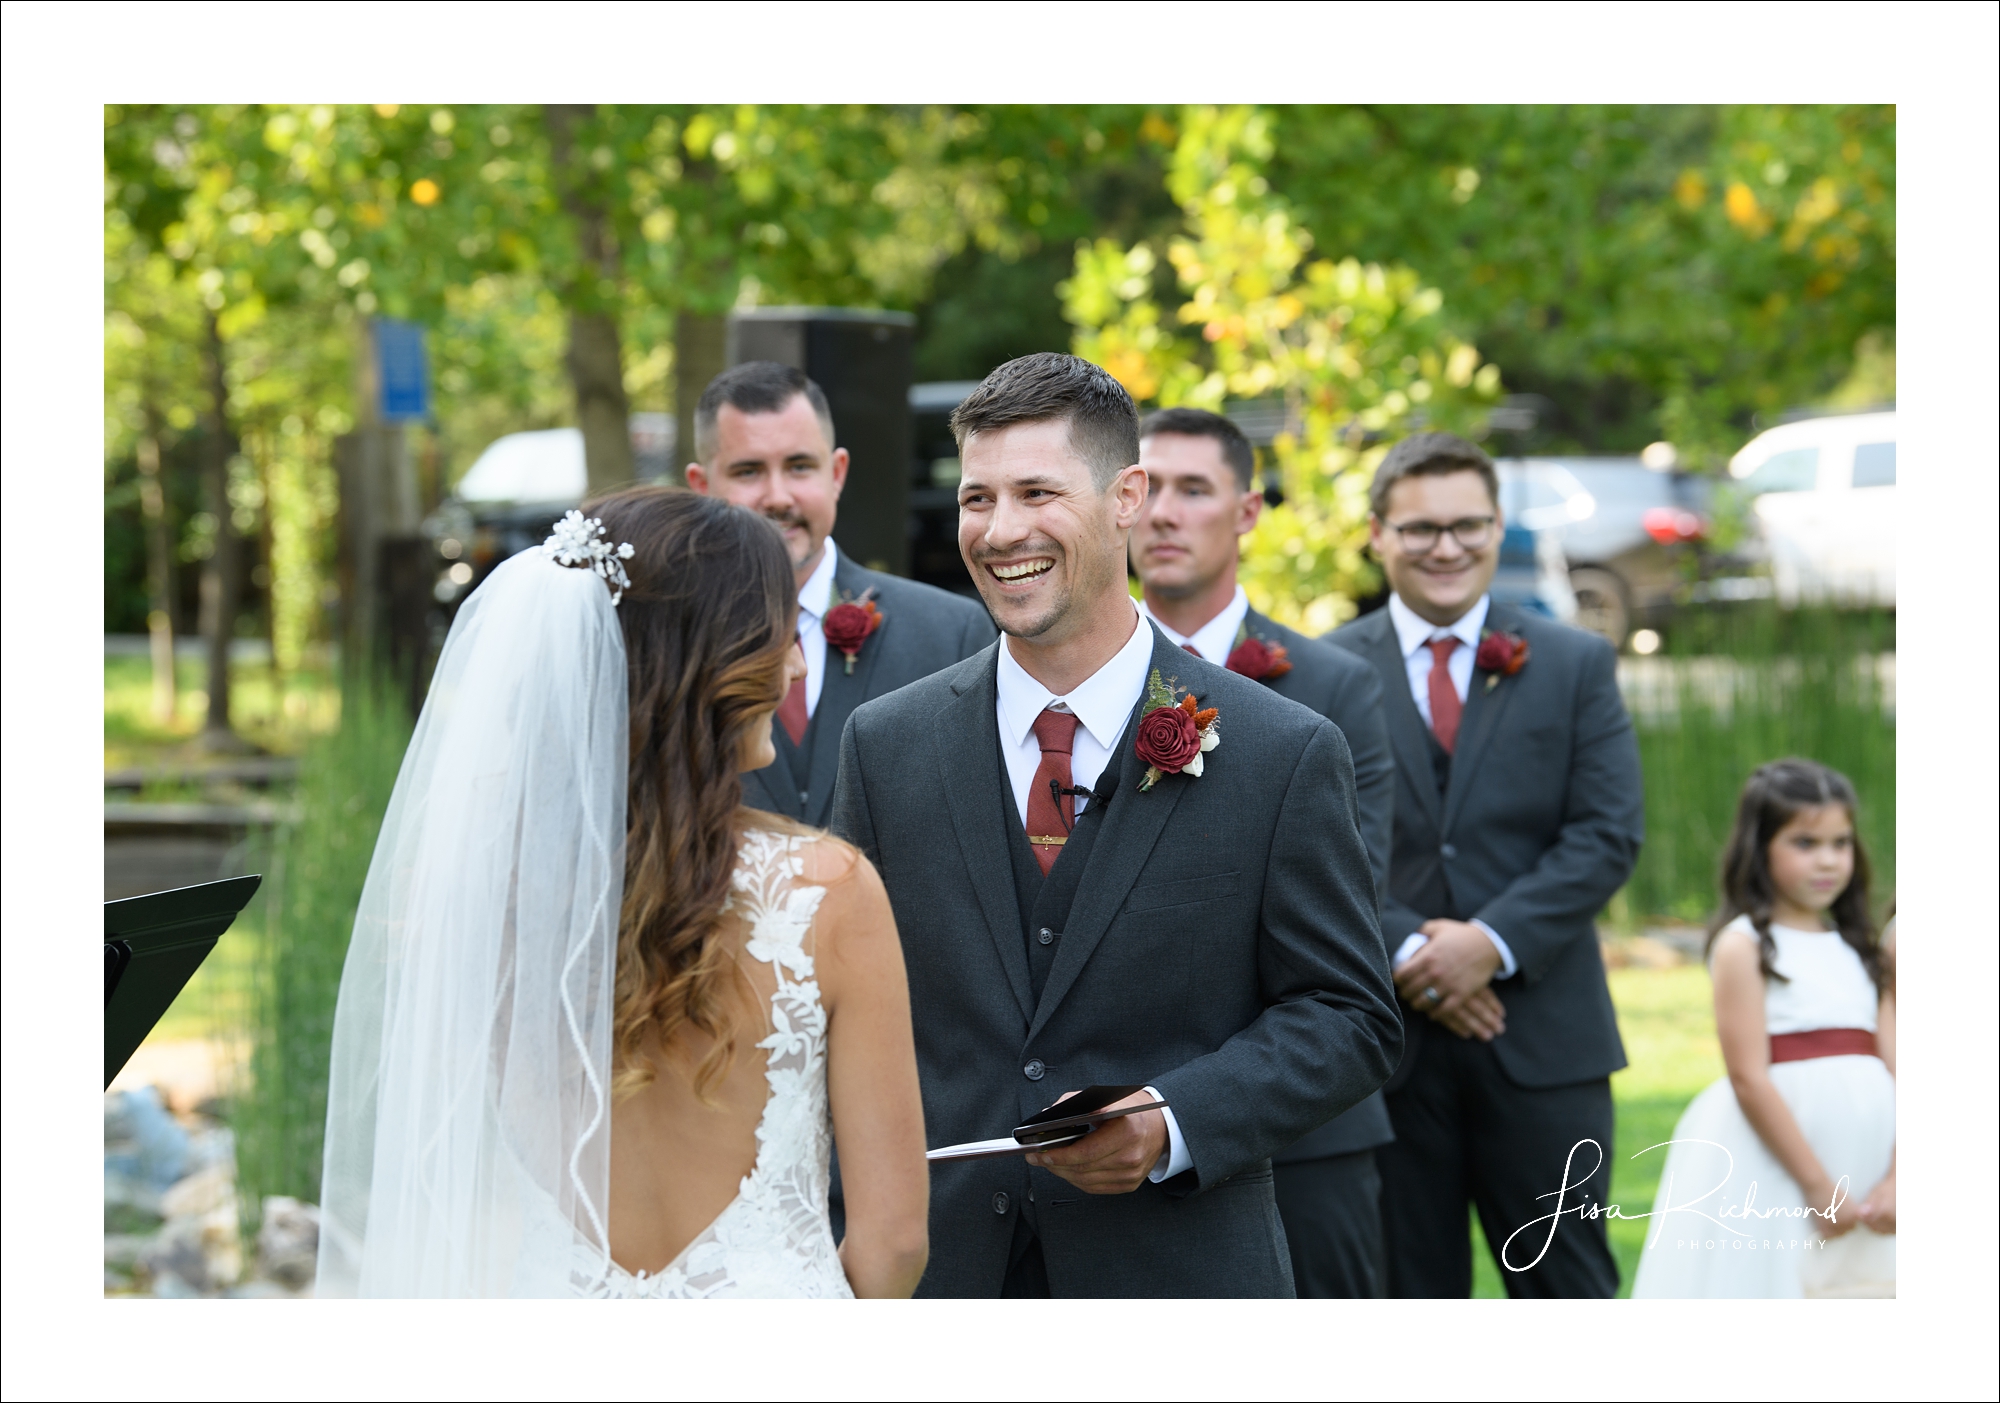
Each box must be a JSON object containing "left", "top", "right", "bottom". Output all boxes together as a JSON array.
[{"left": 726, "top": 308, "right": 915, "bottom": 577}]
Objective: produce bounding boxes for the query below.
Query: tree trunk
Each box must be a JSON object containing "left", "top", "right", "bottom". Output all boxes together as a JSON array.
[
  {"left": 198, "top": 310, "right": 250, "bottom": 752},
  {"left": 674, "top": 310, "right": 727, "bottom": 477},
  {"left": 135, "top": 396, "right": 178, "bottom": 726},
  {"left": 544, "top": 104, "right": 634, "bottom": 494}
]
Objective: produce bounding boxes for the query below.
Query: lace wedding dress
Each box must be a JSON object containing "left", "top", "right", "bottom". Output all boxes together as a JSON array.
[{"left": 585, "top": 831, "right": 854, "bottom": 1298}]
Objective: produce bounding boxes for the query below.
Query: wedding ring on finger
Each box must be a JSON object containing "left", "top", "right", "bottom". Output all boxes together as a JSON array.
[{"left": 1423, "top": 985, "right": 1443, "bottom": 1005}]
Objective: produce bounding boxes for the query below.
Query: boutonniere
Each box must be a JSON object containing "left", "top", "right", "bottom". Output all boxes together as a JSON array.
[
  {"left": 1135, "top": 669, "right": 1220, "bottom": 792},
  {"left": 1225, "top": 623, "right": 1292, "bottom": 682},
  {"left": 822, "top": 587, "right": 883, "bottom": 674},
  {"left": 1474, "top": 629, "right": 1529, "bottom": 692}
]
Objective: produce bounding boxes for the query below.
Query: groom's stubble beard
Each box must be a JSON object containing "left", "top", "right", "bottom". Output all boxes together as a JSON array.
[{"left": 971, "top": 497, "right": 1125, "bottom": 645}]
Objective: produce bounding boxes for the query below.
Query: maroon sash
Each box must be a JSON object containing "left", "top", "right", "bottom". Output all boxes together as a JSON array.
[{"left": 1769, "top": 1027, "right": 1879, "bottom": 1064}]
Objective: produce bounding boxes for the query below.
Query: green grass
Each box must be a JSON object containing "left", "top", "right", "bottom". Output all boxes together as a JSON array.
[
  {"left": 1471, "top": 963, "right": 1723, "bottom": 1297},
  {"left": 231, "top": 676, "right": 413, "bottom": 1226},
  {"left": 104, "top": 653, "right": 340, "bottom": 770}
]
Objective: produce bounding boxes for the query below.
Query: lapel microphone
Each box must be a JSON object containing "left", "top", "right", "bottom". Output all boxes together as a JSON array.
[{"left": 1050, "top": 773, "right": 1118, "bottom": 832}]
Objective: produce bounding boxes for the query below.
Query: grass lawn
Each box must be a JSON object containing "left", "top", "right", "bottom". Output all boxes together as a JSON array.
[
  {"left": 1471, "top": 963, "right": 1723, "bottom": 1298},
  {"left": 105, "top": 654, "right": 340, "bottom": 771}
]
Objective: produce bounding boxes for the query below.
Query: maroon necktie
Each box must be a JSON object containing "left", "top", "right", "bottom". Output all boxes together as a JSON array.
[
  {"left": 1181, "top": 643, "right": 1202, "bottom": 658},
  {"left": 1026, "top": 709, "right": 1081, "bottom": 877},
  {"left": 777, "top": 675, "right": 809, "bottom": 747},
  {"left": 1427, "top": 637, "right": 1462, "bottom": 753}
]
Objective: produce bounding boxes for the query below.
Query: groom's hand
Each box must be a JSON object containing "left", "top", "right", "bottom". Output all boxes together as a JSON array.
[{"left": 1025, "top": 1090, "right": 1167, "bottom": 1195}]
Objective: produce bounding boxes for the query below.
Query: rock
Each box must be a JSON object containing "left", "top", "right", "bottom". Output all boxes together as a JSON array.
[
  {"left": 257, "top": 1198, "right": 320, "bottom": 1291},
  {"left": 104, "top": 1086, "right": 188, "bottom": 1193},
  {"left": 161, "top": 1163, "right": 235, "bottom": 1219}
]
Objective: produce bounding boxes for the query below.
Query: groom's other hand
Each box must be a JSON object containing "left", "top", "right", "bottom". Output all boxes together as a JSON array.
[{"left": 1025, "top": 1090, "right": 1168, "bottom": 1194}]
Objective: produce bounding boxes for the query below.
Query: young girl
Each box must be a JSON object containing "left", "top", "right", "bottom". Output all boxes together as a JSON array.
[{"left": 1632, "top": 758, "right": 1895, "bottom": 1298}]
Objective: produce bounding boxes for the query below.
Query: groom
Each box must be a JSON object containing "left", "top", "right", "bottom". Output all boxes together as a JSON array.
[{"left": 831, "top": 353, "right": 1400, "bottom": 1297}]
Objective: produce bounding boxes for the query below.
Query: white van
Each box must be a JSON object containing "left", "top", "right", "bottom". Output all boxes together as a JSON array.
[{"left": 1728, "top": 410, "right": 1895, "bottom": 607}]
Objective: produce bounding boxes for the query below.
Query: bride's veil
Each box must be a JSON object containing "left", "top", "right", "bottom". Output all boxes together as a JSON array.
[{"left": 316, "top": 546, "right": 628, "bottom": 1297}]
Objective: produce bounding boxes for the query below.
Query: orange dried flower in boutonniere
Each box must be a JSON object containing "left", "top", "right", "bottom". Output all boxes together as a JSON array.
[{"left": 1135, "top": 670, "right": 1221, "bottom": 792}]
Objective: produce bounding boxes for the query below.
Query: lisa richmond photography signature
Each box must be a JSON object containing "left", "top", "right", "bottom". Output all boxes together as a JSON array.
[{"left": 1500, "top": 1139, "right": 1851, "bottom": 1272}]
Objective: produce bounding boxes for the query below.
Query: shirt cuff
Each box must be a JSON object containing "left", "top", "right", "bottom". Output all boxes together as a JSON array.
[
  {"left": 1392, "top": 932, "right": 1429, "bottom": 968},
  {"left": 1143, "top": 1085, "right": 1191, "bottom": 1183},
  {"left": 1471, "top": 919, "right": 1518, "bottom": 979}
]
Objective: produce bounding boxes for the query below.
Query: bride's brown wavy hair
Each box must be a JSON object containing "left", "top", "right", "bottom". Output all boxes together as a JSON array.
[{"left": 582, "top": 485, "right": 803, "bottom": 1101}]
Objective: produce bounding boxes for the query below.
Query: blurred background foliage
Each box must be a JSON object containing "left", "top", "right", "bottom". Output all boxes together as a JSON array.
[{"left": 104, "top": 102, "right": 1894, "bottom": 655}]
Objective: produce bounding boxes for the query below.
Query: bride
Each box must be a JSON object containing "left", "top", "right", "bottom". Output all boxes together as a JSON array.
[{"left": 316, "top": 487, "right": 929, "bottom": 1297}]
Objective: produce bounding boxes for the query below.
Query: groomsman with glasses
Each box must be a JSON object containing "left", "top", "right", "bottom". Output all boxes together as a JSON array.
[
  {"left": 1326, "top": 431, "right": 1643, "bottom": 1298},
  {"left": 1128, "top": 407, "right": 1399, "bottom": 1298}
]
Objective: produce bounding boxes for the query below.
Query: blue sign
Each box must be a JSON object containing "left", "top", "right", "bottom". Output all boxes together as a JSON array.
[{"left": 374, "top": 318, "right": 431, "bottom": 422}]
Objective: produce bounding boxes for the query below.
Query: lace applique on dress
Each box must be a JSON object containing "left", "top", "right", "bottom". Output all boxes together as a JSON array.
[{"left": 580, "top": 830, "right": 852, "bottom": 1299}]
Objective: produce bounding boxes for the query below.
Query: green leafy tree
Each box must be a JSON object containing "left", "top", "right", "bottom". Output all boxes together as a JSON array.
[
  {"left": 1065, "top": 107, "right": 1497, "bottom": 631},
  {"left": 1263, "top": 104, "right": 1895, "bottom": 463}
]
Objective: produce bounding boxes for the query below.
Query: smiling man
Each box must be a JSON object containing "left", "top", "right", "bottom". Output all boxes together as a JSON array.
[
  {"left": 831, "top": 353, "right": 1399, "bottom": 1297},
  {"left": 1326, "top": 431, "right": 1645, "bottom": 1298},
  {"left": 1131, "top": 406, "right": 1399, "bottom": 1299},
  {"left": 686, "top": 361, "right": 993, "bottom": 826}
]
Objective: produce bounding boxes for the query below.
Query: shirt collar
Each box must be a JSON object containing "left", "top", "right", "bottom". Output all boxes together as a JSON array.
[
  {"left": 797, "top": 538, "right": 840, "bottom": 623},
  {"left": 1387, "top": 591, "right": 1490, "bottom": 659},
  {"left": 995, "top": 602, "right": 1153, "bottom": 754},
  {"left": 1139, "top": 584, "right": 1250, "bottom": 665}
]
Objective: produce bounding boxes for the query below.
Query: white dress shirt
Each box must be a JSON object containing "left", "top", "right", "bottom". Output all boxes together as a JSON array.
[
  {"left": 1138, "top": 584, "right": 1251, "bottom": 666},
  {"left": 794, "top": 539, "right": 841, "bottom": 718},
  {"left": 993, "top": 605, "right": 1193, "bottom": 1184},
  {"left": 1383, "top": 592, "right": 1518, "bottom": 980}
]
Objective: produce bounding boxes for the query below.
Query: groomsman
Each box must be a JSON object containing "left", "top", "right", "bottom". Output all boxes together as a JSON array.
[
  {"left": 1326, "top": 431, "right": 1643, "bottom": 1298},
  {"left": 686, "top": 362, "right": 995, "bottom": 825},
  {"left": 1129, "top": 407, "right": 1398, "bottom": 1299}
]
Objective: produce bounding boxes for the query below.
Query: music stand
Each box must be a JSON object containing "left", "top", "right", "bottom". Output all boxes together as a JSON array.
[{"left": 105, "top": 874, "right": 261, "bottom": 1090}]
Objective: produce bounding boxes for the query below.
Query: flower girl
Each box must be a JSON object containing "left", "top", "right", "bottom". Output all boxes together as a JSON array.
[{"left": 1632, "top": 759, "right": 1895, "bottom": 1298}]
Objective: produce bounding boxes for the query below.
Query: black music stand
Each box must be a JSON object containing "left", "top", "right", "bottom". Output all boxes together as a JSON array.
[{"left": 105, "top": 875, "right": 261, "bottom": 1089}]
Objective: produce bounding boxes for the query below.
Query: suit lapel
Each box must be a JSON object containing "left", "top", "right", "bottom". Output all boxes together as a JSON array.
[
  {"left": 1026, "top": 628, "right": 1190, "bottom": 1043},
  {"left": 935, "top": 648, "right": 1035, "bottom": 1025},
  {"left": 1441, "top": 602, "right": 1521, "bottom": 832},
  {"left": 1358, "top": 610, "right": 1442, "bottom": 829},
  {"left": 804, "top": 558, "right": 890, "bottom": 825}
]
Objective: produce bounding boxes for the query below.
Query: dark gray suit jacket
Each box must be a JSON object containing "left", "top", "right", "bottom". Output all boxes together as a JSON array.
[
  {"left": 832, "top": 625, "right": 1400, "bottom": 1297},
  {"left": 1326, "top": 600, "right": 1641, "bottom": 1091},
  {"left": 1239, "top": 610, "right": 1400, "bottom": 1162},
  {"left": 744, "top": 550, "right": 994, "bottom": 827}
]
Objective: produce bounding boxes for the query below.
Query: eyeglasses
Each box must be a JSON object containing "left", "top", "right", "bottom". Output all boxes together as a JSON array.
[{"left": 1383, "top": 515, "right": 1496, "bottom": 553}]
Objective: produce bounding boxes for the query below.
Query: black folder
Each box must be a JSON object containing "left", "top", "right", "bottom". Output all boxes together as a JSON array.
[{"left": 104, "top": 875, "right": 261, "bottom": 1089}]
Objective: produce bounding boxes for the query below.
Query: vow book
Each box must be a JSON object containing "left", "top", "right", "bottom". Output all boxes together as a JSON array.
[{"left": 925, "top": 1084, "right": 1169, "bottom": 1163}]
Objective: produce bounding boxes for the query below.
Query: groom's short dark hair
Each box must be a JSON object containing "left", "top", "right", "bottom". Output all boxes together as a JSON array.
[{"left": 950, "top": 353, "right": 1139, "bottom": 490}]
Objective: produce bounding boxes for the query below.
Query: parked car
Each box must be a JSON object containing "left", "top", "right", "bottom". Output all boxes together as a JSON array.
[
  {"left": 425, "top": 415, "right": 674, "bottom": 612},
  {"left": 1727, "top": 410, "right": 1895, "bottom": 608},
  {"left": 1496, "top": 456, "right": 1732, "bottom": 649}
]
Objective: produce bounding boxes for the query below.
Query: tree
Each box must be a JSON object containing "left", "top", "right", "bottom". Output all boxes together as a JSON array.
[{"left": 1066, "top": 107, "right": 1497, "bottom": 630}]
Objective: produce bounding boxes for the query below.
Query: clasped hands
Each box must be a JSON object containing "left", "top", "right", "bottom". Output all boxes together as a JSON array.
[
  {"left": 1394, "top": 918, "right": 1507, "bottom": 1042},
  {"left": 1024, "top": 1089, "right": 1166, "bottom": 1196}
]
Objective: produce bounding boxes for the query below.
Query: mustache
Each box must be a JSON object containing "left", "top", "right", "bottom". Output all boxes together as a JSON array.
[{"left": 761, "top": 507, "right": 809, "bottom": 531}]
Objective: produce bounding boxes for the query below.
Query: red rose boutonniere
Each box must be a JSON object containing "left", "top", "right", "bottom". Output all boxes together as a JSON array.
[
  {"left": 822, "top": 588, "right": 883, "bottom": 674},
  {"left": 1474, "top": 629, "right": 1529, "bottom": 692},
  {"left": 1225, "top": 625, "right": 1293, "bottom": 681},
  {"left": 1135, "top": 669, "right": 1220, "bottom": 792}
]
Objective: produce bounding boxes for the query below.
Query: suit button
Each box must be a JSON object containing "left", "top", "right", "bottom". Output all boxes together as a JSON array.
[
  {"left": 1038, "top": 927, "right": 1056, "bottom": 946},
  {"left": 1024, "top": 1059, "right": 1046, "bottom": 1081},
  {"left": 991, "top": 1192, "right": 1010, "bottom": 1214},
  {"left": 1441, "top": 843, "right": 1457, "bottom": 858}
]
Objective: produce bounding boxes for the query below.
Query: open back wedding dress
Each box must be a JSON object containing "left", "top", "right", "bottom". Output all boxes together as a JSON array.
[{"left": 317, "top": 531, "right": 848, "bottom": 1298}]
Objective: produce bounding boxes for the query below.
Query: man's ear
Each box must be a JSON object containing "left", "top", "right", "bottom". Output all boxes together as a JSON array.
[
  {"left": 1111, "top": 463, "right": 1148, "bottom": 528},
  {"left": 829, "top": 447, "right": 849, "bottom": 499},
  {"left": 685, "top": 462, "right": 710, "bottom": 494},
  {"left": 1235, "top": 487, "right": 1264, "bottom": 538}
]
